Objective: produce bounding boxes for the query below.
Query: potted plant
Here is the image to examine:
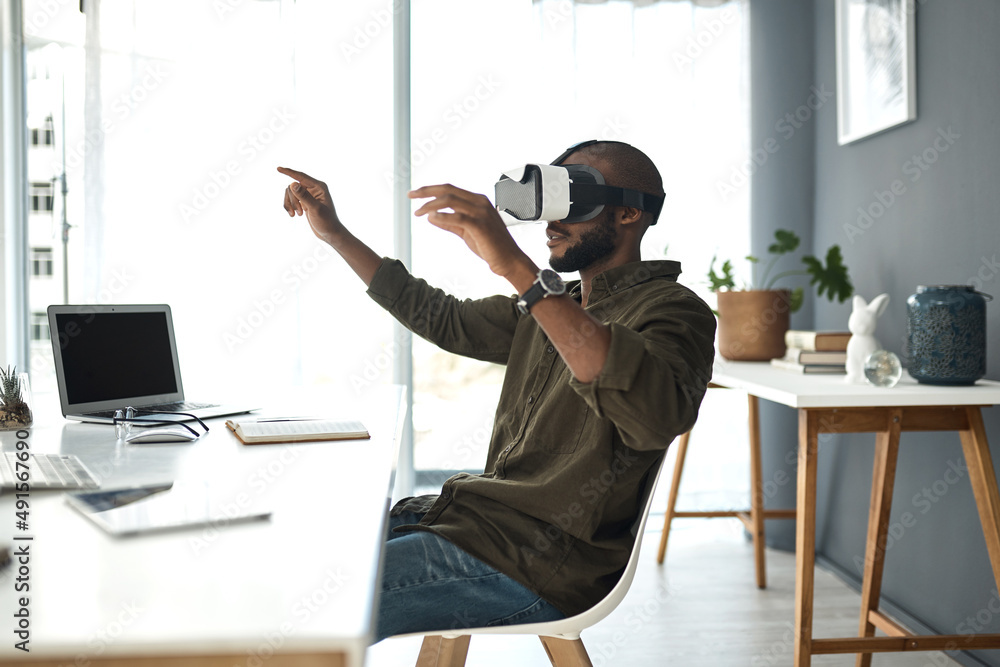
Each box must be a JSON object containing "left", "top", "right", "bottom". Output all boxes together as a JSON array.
[
  {"left": 708, "top": 230, "right": 853, "bottom": 361},
  {"left": 0, "top": 366, "right": 33, "bottom": 430}
]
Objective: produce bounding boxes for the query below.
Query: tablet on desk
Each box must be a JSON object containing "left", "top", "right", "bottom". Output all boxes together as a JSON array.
[{"left": 65, "top": 481, "right": 271, "bottom": 537}]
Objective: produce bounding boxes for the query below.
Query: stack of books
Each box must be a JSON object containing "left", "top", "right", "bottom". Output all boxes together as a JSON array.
[{"left": 770, "top": 330, "right": 852, "bottom": 374}]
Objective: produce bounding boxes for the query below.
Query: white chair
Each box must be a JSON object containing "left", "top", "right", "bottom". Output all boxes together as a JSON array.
[{"left": 403, "top": 458, "right": 666, "bottom": 667}]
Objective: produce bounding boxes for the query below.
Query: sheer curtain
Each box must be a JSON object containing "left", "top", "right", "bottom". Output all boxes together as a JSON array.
[{"left": 409, "top": 0, "right": 752, "bottom": 511}]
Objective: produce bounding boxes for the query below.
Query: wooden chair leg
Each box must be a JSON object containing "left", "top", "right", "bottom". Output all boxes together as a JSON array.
[
  {"left": 748, "top": 394, "right": 767, "bottom": 589},
  {"left": 539, "top": 636, "right": 594, "bottom": 667},
  {"left": 415, "top": 635, "right": 471, "bottom": 667},
  {"left": 657, "top": 430, "right": 692, "bottom": 564},
  {"left": 855, "top": 409, "right": 902, "bottom": 667}
]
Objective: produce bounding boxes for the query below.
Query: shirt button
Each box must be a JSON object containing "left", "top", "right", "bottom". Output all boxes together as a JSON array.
[
  {"left": 546, "top": 345, "right": 554, "bottom": 354},
  {"left": 527, "top": 396, "right": 535, "bottom": 404},
  {"left": 612, "top": 284, "right": 619, "bottom": 291},
  {"left": 441, "top": 491, "right": 451, "bottom": 500}
]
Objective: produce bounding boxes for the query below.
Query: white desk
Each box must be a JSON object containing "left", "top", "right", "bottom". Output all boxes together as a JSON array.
[
  {"left": 0, "top": 384, "right": 405, "bottom": 667},
  {"left": 712, "top": 361, "right": 1000, "bottom": 667}
]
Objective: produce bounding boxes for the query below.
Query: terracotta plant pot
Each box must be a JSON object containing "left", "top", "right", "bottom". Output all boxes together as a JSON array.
[{"left": 716, "top": 290, "right": 791, "bottom": 361}]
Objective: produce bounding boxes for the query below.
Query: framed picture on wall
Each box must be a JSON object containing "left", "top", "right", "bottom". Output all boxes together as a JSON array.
[{"left": 835, "top": 0, "right": 916, "bottom": 145}]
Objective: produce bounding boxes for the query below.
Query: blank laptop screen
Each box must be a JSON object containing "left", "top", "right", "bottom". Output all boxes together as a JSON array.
[{"left": 55, "top": 311, "right": 178, "bottom": 405}]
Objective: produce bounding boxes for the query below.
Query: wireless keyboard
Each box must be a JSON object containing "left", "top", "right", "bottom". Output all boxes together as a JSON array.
[{"left": 0, "top": 453, "right": 101, "bottom": 490}]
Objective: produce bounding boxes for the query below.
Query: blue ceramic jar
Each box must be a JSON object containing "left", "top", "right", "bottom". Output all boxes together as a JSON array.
[{"left": 906, "top": 285, "right": 990, "bottom": 385}]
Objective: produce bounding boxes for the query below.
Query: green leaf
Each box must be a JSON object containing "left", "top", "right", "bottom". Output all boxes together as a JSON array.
[
  {"left": 789, "top": 287, "right": 804, "bottom": 313},
  {"left": 707, "top": 255, "right": 736, "bottom": 292},
  {"left": 745, "top": 255, "right": 760, "bottom": 264},
  {"left": 802, "top": 245, "right": 853, "bottom": 303},
  {"left": 767, "top": 229, "right": 800, "bottom": 255}
]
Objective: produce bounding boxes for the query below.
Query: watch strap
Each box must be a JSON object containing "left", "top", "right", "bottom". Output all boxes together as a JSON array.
[{"left": 517, "top": 281, "right": 548, "bottom": 314}]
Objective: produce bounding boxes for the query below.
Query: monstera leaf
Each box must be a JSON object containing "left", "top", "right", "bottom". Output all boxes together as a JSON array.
[
  {"left": 802, "top": 245, "right": 853, "bottom": 303},
  {"left": 768, "top": 229, "right": 800, "bottom": 255}
]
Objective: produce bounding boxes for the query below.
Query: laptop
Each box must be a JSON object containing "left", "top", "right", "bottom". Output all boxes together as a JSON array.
[{"left": 47, "top": 304, "right": 257, "bottom": 423}]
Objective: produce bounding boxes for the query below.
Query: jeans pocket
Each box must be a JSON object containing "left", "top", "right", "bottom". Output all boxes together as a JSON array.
[{"left": 485, "top": 597, "right": 563, "bottom": 627}]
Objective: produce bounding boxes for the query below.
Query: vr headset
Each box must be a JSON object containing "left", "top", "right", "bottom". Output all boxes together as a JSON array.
[{"left": 494, "top": 140, "right": 664, "bottom": 225}]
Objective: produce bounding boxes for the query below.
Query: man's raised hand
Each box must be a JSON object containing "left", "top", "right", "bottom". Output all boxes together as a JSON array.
[
  {"left": 278, "top": 167, "right": 345, "bottom": 244},
  {"left": 409, "top": 184, "right": 535, "bottom": 287}
]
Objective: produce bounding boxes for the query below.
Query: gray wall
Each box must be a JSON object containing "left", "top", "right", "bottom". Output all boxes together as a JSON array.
[
  {"left": 749, "top": 0, "right": 817, "bottom": 553},
  {"left": 753, "top": 1, "right": 1000, "bottom": 665},
  {"left": 812, "top": 1, "right": 1000, "bottom": 665}
]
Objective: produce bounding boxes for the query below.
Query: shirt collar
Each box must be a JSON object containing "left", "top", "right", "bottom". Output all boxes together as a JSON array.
[{"left": 566, "top": 260, "right": 682, "bottom": 303}]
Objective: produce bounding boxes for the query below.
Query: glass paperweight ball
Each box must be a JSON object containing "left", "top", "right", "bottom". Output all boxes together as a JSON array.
[{"left": 864, "top": 350, "right": 902, "bottom": 388}]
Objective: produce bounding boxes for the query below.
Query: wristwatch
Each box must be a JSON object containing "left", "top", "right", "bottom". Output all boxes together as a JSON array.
[{"left": 517, "top": 269, "right": 566, "bottom": 315}]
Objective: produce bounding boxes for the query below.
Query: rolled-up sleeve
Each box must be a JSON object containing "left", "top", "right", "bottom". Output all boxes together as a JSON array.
[{"left": 569, "top": 292, "right": 716, "bottom": 451}]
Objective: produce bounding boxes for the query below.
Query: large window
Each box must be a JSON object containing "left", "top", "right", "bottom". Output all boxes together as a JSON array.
[
  {"left": 23, "top": 0, "right": 395, "bottom": 397},
  {"left": 18, "top": 0, "right": 750, "bottom": 506},
  {"left": 408, "top": 0, "right": 751, "bottom": 505}
]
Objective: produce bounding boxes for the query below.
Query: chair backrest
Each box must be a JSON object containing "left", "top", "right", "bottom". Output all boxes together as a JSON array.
[
  {"left": 431, "top": 453, "right": 667, "bottom": 639},
  {"left": 552, "top": 453, "right": 666, "bottom": 633}
]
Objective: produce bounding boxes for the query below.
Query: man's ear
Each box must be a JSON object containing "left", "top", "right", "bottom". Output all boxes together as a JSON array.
[{"left": 618, "top": 206, "right": 644, "bottom": 226}]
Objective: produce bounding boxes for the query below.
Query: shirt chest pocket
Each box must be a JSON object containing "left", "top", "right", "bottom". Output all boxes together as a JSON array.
[{"left": 521, "top": 385, "right": 592, "bottom": 455}]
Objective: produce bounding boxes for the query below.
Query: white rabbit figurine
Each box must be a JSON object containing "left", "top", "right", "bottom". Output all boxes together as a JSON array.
[{"left": 845, "top": 293, "right": 890, "bottom": 383}]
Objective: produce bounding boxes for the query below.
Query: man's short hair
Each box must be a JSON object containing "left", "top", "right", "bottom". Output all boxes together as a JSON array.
[{"left": 570, "top": 141, "right": 664, "bottom": 225}]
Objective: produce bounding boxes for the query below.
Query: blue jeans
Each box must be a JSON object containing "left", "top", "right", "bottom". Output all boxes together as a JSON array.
[{"left": 374, "top": 509, "right": 566, "bottom": 643}]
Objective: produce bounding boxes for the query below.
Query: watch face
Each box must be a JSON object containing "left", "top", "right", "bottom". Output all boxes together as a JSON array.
[{"left": 539, "top": 269, "right": 565, "bottom": 295}]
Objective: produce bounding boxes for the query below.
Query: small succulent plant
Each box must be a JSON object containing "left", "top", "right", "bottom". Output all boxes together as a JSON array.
[{"left": 0, "top": 365, "right": 32, "bottom": 428}]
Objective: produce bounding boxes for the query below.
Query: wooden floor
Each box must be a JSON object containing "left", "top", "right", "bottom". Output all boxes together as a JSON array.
[{"left": 367, "top": 518, "right": 963, "bottom": 666}]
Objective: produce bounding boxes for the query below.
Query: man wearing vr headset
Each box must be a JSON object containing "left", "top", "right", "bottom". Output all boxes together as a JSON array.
[{"left": 278, "top": 140, "right": 715, "bottom": 642}]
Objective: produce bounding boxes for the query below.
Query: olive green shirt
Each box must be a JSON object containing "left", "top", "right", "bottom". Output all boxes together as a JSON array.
[{"left": 367, "top": 257, "right": 716, "bottom": 617}]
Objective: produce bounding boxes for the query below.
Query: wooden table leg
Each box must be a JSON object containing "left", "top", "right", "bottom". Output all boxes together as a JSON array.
[
  {"left": 959, "top": 407, "right": 1000, "bottom": 590},
  {"left": 795, "top": 409, "right": 819, "bottom": 667},
  {"left": 657, "top": 430, "right": 692, "bottom": 564},
  {"left": 748, "top": 394, "right": 767, "bottom": 589},
  {"left": 855, "top": 409, "right": 903, "bottom": 667}
]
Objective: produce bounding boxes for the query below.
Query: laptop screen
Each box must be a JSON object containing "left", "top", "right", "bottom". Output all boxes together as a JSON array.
[{"left": 54, "top": 311, "right": 179, "bottom": 405}]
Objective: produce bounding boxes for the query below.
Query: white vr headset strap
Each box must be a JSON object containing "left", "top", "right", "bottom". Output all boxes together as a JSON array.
[{"left": 501, "top": 163, "right": 572, "bottom": 222}]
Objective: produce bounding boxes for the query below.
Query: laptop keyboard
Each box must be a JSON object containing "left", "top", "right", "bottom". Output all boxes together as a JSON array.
[
  {"left": 0, "top": 453, "right": 101, "bottom": 490},
  {"left": 84, "top": 401, "right": 218, "bottom": 419}
]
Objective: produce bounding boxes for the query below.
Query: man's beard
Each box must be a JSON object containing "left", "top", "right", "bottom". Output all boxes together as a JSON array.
[{"left": 548, "top": 209, "right": 617, "bottom": 274}]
